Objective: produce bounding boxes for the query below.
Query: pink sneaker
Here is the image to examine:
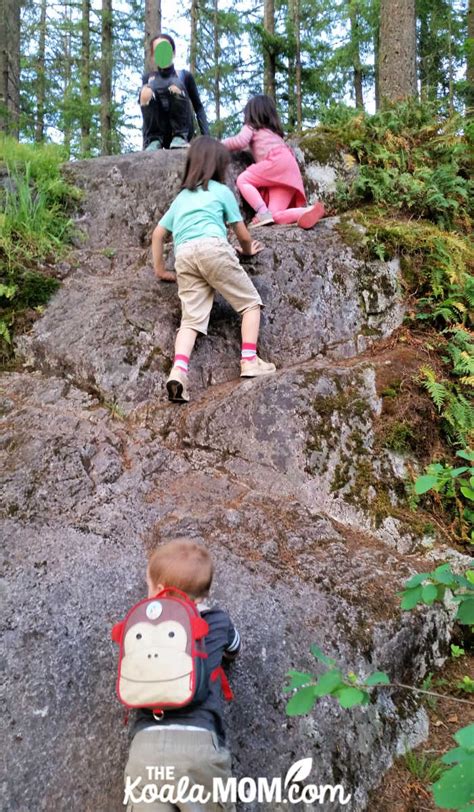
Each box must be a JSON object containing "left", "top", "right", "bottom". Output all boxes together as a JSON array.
[{"left": 297, "top": 202, "right": 325, "bottom": 229}]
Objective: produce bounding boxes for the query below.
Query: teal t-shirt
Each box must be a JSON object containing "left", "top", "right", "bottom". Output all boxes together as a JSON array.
[{"left": 159, "top": 180, "right": 242, "bottom": 247}]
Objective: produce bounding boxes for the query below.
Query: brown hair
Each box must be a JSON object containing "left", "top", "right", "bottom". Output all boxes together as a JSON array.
[
  {"left": 181, "top": 136, "right": 230, "bottom": 191},
  {"left": 149, "top": 33, "right": 176, "bottom": 57},
  {"left": 148, "top": 538, "right": 214, "bottom": 599},
  {"left": 243, "top": 94, "right": 284, "bottom": 138}
]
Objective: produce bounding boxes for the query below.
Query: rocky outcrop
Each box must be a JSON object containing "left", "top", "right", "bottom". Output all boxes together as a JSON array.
[{"left": 1, "top": 150, "right": 458, "bottom": 812}]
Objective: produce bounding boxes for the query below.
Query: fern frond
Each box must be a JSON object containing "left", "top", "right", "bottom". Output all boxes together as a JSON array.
[{"left": 420, "top": 366, "right": 450, "bottom": 410}]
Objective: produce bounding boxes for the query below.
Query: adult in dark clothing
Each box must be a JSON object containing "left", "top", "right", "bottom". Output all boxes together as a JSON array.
[{"left": 140, "top": 33, "right": 210, "bottom": 150}]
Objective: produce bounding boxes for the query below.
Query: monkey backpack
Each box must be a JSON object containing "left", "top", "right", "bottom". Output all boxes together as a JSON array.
[{"left": 111, "top": 588, "right": 231, "bottom": 716}]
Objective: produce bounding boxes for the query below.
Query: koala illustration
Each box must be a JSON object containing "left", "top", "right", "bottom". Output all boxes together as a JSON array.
[{"left": 112, "top": 593, "right": 209, "bottom": 709}]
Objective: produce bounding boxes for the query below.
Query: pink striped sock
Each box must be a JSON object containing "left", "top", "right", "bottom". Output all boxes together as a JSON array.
[
  {"left": 174, "top": 354, "right": 189, "bottom": 373},
  {"left": 241, "top": 343, "right": 257, "bottom": 362}
]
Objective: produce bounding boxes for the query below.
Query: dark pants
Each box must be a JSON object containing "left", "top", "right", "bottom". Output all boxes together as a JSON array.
[{"left": 142, "top": 89, "right": 194, "bottom": 149}]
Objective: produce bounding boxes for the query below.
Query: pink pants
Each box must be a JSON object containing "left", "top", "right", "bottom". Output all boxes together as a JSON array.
[{"left": 236, "top": 175, "right": 308, "bottom": 224}]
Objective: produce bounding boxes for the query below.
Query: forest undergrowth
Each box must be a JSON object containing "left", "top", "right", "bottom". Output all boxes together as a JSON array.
[
  {"left": 316, "top": 100, "right": 473, "bottom": 547},
  {"left": 0, "top": 136, "right": 79, "bottom": 362}
]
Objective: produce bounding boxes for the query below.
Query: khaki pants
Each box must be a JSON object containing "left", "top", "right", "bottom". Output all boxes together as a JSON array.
[
  {"left": 124, "top": 727, "right": 235, "bottom": 812},
  {"left": 175, "top": 237, "right": 262, "bottom": 335}
]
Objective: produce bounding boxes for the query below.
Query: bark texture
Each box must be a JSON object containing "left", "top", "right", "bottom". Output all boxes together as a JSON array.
[{"left": 379, "top": 0, "right": 417, "bottom": 103}]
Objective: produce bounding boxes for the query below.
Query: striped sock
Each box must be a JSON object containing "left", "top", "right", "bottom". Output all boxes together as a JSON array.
[
  {"left": 241, "top": 343, "right": 257, "bottom": 362},
  {"left": 174, "top": 354, "right": 189, "bottom": 373}
]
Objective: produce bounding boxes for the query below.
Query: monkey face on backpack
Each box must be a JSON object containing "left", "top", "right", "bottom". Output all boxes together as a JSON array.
[{"left": 112, "top": 589, "right": 209, "bottom": 712}]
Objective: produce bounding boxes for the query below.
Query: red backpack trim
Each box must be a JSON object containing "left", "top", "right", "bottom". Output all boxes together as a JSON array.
[{"left": 210, "top": 666, "right": 234, "bottom": 701}]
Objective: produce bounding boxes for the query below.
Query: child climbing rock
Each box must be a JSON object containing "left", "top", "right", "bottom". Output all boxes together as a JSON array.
[
  {"left": 222, "top": 94, "right": 324, "bottom": 229},
  {"left": 152, "top": 135, "right": 276, "bottom": 404},
  {"left": 121, "top": 537, "right": 240, "bottom": 812}
]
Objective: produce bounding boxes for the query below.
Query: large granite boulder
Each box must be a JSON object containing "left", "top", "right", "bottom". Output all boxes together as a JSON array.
[{"left": 1, "top": 150, "right": 461, "bottom": 812}]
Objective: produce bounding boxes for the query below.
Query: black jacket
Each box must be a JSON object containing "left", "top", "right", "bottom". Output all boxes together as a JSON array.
[{"left": 140, "top": 64, "right": 209, "bottom": 143}]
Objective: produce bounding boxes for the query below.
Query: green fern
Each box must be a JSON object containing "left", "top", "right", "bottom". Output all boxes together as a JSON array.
[{"left": 420, "top": 366, "right": 450, "bottom": 410}]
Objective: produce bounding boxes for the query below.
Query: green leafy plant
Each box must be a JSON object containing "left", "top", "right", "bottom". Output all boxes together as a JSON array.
[
  {"left": 432, "top": 724, "right": 474, "bottom": 811},
  {"left": 285, "top": 566, "right": 474, "bottom": 811},
  {"left": 330, "top": 102, "right": 472, "bottom": 502},
  {"left": 324, "top": 101, "right": 472, "bottom": 231},
  {"left": 419, "top": 363, "right": 473, "bottom": 449},
  {"left": 450, "top": 644, "right": 465, "bottom": 659},
  {"left": 284, "top": 645, "right": 390, "bottom": 716},
  {"left": 399, "top": 563, "right": 474, "bottom": 625},
  {"left": 456, "top": 676, "right": 474, "bottom": 694},
  {"left": 414, "top": 451, "right": 474, "bottom": 543},
  {"left": 0, "top": 135, "right": 79, "bottom": 362}
]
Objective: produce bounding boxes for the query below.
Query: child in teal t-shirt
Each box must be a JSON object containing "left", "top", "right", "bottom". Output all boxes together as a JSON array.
[
  {"left": 159, "top": 179, "right": 242, "bottom": 248},
  {"left": 153, "top": 136, "right": 276, "bottom": 403}
]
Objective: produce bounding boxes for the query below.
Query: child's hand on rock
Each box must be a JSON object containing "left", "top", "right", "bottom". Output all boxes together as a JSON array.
[
  {"left": 236, "top": 240, "right": 264, "bottom": 256},
  {"left": 155, "top": 269, "right": 176, "bottom": 282}
]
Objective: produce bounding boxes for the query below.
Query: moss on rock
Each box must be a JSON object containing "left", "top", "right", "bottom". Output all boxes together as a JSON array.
[{"left": 299, "top": 132, "right": 341, "bottom": 164}]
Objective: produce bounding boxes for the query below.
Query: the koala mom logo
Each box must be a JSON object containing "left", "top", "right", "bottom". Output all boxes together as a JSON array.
[{"left": 124, "top": 758, "right": 352, "bottom": 806}]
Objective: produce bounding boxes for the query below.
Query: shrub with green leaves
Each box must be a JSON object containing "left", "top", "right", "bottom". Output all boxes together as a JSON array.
[
  {"left": 414, "top": 451, "right": 474, "bottom": 544},
  {"left": 399, "top": 563, "right": 474, "bottom": 625},
  {"left": 432, "top": 724, "right": 474, "bottom": 811},
  {"left": 329, "top": 101, "right": 473, "bottom": 467},
  {"left": 320, "top": 100, "right": 473, "bottom": 232},
  {"left": 0, "top": 135, "right": 79, "bottom": 356},
  {"left": 284, "top": 644, "right": 390, "bottom": 716}
]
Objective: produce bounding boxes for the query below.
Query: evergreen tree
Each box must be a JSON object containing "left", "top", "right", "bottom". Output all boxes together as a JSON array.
[
  {"left": 100, "top": 0, "right": 113, "bottom": 154},
  {"left": 1, "top": 0, "right": 21, "bottom": 135},
  {"left": 379, "top": 0, "right": 417, "bottom": 102}
]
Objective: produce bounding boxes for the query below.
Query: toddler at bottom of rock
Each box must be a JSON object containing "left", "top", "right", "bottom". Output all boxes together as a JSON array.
[{"left": 123, "top": 537, "right": 241, "bottom": 812}]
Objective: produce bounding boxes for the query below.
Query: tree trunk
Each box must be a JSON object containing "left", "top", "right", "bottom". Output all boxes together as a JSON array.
[
  {"left": 80, "top": 0, "right": 91, "bottom": 156},
  {"left": 213, "top": 0, "right": 221, "bottom": 135},
  {"left": 447, "top": 5, "right": 453, "bottom": 113},
  {"left": 190, "top": 0, "right": 198, "bottom": 75},
  {"left": 263, "top": 0, "right": 276, "bottom": 100},
  {"left": 100, "top": 0, "right": 113, "bottom": 155},
  {"left": 379, "top": 0, "right": 417, "bottom": 103},
  {"left": 374, "top": 16, "right": 380, "bottom": 110},
  {"left": 418, "top": 6, "right": 429, "bottom": 100},
  {"left": 287, "top": 0, "right": 296, "bottom": 131},
  {"left": 466, "top": 0, "right": 473, "bottom": 113},
  {"left": 348, "top": 0, "right": 364, "bottom": 109},
  {"left": 0, "top": 0, "right": 21, "bottom": 137},
  {"left": 294, "top": 0, "right": 302, "bottom": 131},
  {"left": 35, "top": 0, "right": 47, "bottom": 142},
  {"left": 144, "top": 0, "right": 162, "bottom": 72},
  {"left": 62, "top": 2, "right": 73, "bottom": 153}
]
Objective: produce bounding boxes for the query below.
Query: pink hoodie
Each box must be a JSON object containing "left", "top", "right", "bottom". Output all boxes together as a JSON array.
[{"left": 222, "top": 125, "right": 287, "bottom": 163}]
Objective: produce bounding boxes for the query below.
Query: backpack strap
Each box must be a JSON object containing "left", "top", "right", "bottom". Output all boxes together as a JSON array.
[{"left": 211, "top": 666, "right": 234, "bottom": 701}]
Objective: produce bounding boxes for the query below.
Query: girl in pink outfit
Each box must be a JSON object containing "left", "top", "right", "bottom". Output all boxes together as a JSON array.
[{"left": 222, "top": 95, "right": 324, "bottom": 229}]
